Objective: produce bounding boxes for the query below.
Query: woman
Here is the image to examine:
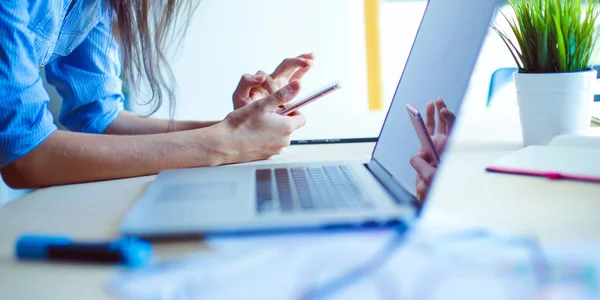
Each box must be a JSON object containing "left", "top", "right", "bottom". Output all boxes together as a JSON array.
[
  {"left": 0, "top": 1, "right": 313, "bottom": 189},
  {"left": 410, "top": 98, "right": 456, "bottom": 202}
]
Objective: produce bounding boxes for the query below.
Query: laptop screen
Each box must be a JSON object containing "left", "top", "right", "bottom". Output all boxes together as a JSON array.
[{"left": 371, "top": 0, "right": 501, "bottom": 196}]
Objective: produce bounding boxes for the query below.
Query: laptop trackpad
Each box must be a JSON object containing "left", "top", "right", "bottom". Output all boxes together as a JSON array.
[{"left": 156, "top": 182, "right": 237, "bottom": 202}]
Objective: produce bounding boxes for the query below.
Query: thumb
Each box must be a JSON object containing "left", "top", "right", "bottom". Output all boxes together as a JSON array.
[
  {"left": 258, "top": 81, "right": 301, "bottom": 111},
  {"left": 410, "top": 155, "right": 436, "bottom": 185}
]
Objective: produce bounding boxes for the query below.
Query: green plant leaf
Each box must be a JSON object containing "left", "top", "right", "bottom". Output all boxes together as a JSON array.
[
  {"left": 491, "top": 22, "right": 524, "bottom": 69},
  {"left": 493, "top": 0, "right": 599, "bottom": 73}
]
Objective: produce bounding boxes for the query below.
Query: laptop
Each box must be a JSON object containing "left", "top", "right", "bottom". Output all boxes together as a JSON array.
[{"left": 120, "top": 0, "right": 502, "bottom": 237}]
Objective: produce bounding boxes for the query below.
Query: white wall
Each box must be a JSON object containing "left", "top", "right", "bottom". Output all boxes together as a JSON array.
[{"left": 129, "top": 1, "right": 543, "bottom": 140}]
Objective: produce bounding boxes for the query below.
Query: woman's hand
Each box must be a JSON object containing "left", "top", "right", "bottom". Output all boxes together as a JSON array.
[
  {"left": 216, "top": 81, "right": 306, "bottom": 164},
  {"left": 232, "top": 53, "right": 315, "bottom": 110},
  {"left": 409, "top": 98, "right": 456, "bottom": 203}
]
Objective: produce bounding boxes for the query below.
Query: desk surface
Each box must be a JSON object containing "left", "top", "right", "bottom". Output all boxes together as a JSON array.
[
  {"left": 2, "top": 106, "right": 600, "bottom": 299},
  {"left": 0, "top": 143, "right": 376, "bottom": 299}
]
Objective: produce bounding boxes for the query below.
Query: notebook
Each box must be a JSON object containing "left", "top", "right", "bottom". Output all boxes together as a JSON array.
[{"left": 486, "top": 134, "right": 600, "bottom": 183}]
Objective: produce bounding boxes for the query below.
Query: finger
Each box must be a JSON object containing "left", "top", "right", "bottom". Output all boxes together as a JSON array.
[
  {"left": 425, "top": 101, "right": 435, "bottom": 136},
  {"left": 233, "top": 74, "right": 266, "bottom": 99},
  {"left": 416, "top": 179, "right": 429, "bottom": 202},
  {"left": 432, "top": 133, "right": 451, "bottom": 158},
  {"left": 297, "top": 53, "right": 316, "bottom": 60},
  {"left": 290, "top": 53, "right": 315, "bottom": 81},
  {"left": 290, "top": 66, "right": 312, "bottom": 82},
  {"left": 258, "top": 81, "right": 301, "bottom": 110},
  {"left": 434, "top": 98, "right": 448, "bottom": 135},
  {"left": 418, "top": 150, "right": 435, "bottom": 165},
  {"left": 264, "top": 76, "right": 279, "bottom": 94},
  {"left": 414, "top": 173, "right": 423, "bottom": 202},
  {"left": 286, "top": 112, "right": 307, "bottom": 132},
  {"left": 271, "top": 57, "right": 313, "bottom": 80},
  {"left": 410, "top": 155, "right": 436, "bottom": 185},
  {"left": 255, "top": 70, "right": 279, "bottom": 94},
  {"left": 440, "top": 108, "right": 456, "bottom": 134},
  {"left": 290, "top": 67, "right": 310, "bottom": 81},
  {"left": 434, "top": 97, "right": 448, "bottom": 110}
]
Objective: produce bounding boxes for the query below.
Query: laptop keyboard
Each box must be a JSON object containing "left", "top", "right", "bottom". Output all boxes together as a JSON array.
[{"left": 255, "top": 165, "right": 372, "bottom": 213}]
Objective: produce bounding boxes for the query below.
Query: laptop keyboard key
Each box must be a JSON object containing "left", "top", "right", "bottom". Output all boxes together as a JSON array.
[{"left": 256, "top": 169, "right": 275, "bottom": 213}]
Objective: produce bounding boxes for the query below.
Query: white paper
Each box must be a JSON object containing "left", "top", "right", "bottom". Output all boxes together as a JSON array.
[{"left": 108, "top": 228, "right": 600, "bottom": 300}]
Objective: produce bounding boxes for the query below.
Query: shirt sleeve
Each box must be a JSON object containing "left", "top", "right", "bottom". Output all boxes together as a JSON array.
[
  {"left": 0, "top": 3, "right": 57, "bottom": 168},
  {"left": 45, "top": 13, "right": 124, "bottom": 134}
]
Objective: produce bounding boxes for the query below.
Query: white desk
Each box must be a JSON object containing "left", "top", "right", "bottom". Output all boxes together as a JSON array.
[
  {"left": 424, "top": 105, "right": 600, "bottom": 245},
  {"left": 1, "top": 105, "right": 600, "bottom": 299},
  {"left": 0, "top": 143, "right": 375, "bottom": 300}
]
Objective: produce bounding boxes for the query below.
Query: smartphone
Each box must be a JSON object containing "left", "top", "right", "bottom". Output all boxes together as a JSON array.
[
  {"left": 406, "top": 104, "right": 440, "bottom": 163},
  {"left": 277, "top": 81, "right": 342, "bottom": 115}
]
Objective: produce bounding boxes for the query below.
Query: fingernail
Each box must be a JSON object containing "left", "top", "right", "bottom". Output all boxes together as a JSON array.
[{"left": 255, "top": 75, "right": 265, "bottom": 81}]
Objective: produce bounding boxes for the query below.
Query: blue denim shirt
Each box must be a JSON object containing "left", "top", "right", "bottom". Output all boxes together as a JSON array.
[{"left": 0, "top": 0, "right": 124, "bottom": 168}]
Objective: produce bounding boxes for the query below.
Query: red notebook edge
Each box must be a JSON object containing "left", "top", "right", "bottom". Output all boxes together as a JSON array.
[{"left": 486, "top": 166, "right": 600, "bottom": 184}]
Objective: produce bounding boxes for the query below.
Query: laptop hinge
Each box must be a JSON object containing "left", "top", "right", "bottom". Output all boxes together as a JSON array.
[{"left": 366, "top": 159, "right": 419, "bottom": 208}]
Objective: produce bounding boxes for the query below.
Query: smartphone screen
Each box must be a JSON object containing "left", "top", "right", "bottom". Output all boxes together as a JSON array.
[
  {"left": 406, "top": 104, "right": 440, "bottom": 163},
  {"left": 277, "top": 81, "right": 342, "bottom": 115}
]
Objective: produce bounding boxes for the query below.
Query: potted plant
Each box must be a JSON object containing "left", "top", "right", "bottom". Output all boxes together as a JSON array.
[{"left": 492, "top": 0, "right": 599, "bottom": 146}]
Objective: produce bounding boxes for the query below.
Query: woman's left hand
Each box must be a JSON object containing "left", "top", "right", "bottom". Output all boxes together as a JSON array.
[{"left": 232, "top": 53, "right": 315, "bottom": 110}]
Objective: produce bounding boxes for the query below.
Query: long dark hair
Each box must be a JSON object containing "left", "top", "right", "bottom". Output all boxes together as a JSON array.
[{"left": 107, "top": 0, "right": 199, "bottom": 119}]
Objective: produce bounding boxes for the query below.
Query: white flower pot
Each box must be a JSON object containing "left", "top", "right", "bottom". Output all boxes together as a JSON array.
[{"left": 514, "top": 70, "right": 597, "bottom": 146}]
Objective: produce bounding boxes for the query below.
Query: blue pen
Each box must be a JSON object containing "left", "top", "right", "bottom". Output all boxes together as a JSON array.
[{"left": 15, "top": 235, "right": 153, "bottom": 268}]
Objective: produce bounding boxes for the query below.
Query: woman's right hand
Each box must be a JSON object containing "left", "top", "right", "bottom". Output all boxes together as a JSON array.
[{"left": 215, "top": 81, "right": 306, "bottom": 164}]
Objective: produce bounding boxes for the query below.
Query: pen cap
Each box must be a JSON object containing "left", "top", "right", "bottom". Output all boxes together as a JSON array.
[
  {"left": 110, "top": 237, "right": 153, "bottom": 268},
  {"left": 15, "top": 235, "right": 71, "bottom": 260}
]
